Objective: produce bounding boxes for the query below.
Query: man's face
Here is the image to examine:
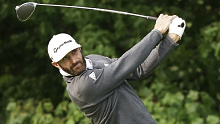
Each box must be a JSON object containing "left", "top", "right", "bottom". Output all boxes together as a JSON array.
[{"left": 56, "top": 48, "right": 86, "bottom": 76}]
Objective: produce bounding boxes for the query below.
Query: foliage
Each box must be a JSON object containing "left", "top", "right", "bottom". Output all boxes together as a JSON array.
[
  {"left": 0, "top": 0, "right": 220, "bottom": 123},
  {"left": 5, "top": 98, "right": 90, "bottom": 124}
]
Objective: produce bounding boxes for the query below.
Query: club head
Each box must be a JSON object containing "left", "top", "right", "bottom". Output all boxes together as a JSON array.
[{"left": 15, "top": 2, "right": 37, "bottom": 22}]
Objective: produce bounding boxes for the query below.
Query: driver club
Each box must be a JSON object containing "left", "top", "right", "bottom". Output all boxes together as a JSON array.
[{"left": 15, "top": 2, "right": 158, "bottom": 22}]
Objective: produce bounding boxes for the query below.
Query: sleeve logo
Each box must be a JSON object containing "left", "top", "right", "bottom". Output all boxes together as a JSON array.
[{"left": 89, "top": 72, "right": 97, "bottom": 81}]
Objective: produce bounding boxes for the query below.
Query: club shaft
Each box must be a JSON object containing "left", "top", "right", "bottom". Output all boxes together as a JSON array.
[{"left": 37, "top": 3, "right": 157, "bottom": 20}]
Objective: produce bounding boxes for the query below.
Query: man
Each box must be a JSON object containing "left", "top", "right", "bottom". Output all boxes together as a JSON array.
[{"left": 48, "top": 14, "right": 186, "bottom": 124}]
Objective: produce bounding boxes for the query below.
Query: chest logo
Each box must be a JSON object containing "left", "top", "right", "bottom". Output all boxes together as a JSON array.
[{"left": 89, "top": 72, "right": 97, "bottom": 81}]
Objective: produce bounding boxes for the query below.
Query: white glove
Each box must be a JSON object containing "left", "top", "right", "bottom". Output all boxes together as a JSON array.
[{"left": 168, "top": 17, "right": 186, "bottom": 39}]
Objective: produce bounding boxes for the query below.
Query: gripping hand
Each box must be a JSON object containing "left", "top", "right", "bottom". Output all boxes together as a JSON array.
[{"left": 168, "top": 17, "right": 186, "bottom": 39}]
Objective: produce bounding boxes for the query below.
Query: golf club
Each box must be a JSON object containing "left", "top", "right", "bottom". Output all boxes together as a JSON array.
[{"left": 15, "top": 2, "right": 158, "bottom": 22}]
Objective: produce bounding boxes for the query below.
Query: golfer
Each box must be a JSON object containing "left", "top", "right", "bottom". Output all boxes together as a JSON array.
[{"left": 48, "top": 14, "right": 186, "bottom": 124}]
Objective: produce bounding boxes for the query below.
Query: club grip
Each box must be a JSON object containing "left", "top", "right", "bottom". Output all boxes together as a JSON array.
[{"left": 147, "top": 16, "right": 157, "bottom": 21}]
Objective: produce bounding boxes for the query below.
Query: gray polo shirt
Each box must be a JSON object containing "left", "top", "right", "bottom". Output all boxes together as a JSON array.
[{"left": 63, "top": 29, "right": 178, "bottom": 124}]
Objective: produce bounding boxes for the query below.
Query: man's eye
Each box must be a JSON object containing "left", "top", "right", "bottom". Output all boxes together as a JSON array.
[
  {"left": 62, "top": 57, "right": 66, "bottom": 61},
  {"left": 72, "top": 49, "right": 76, "bottom": 54}
]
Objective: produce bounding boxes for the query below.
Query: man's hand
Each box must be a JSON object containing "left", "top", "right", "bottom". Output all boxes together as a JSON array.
[
  {"left": 154, "top": 14, "right": 177, "bottom": 34},
  {"left": 168, "top": 17, "right": 186, "bottom": 41}
]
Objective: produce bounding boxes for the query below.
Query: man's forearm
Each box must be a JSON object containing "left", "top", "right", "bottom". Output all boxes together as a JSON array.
[{"left": 128, "top": 35, "right": 179, "bottom": 80}]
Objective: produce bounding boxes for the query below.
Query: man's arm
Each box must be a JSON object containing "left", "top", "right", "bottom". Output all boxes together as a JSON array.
[
  {"left": 127, "top": 34, "right": 179, "bottom": 80},
  {"left": 127, "top": 16, "right": 186, "bottom": 80}
]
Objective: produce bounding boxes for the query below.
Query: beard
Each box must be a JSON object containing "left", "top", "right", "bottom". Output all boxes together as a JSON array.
[{"left": 58, "top": 54, "right": 86, "bottom": 76}]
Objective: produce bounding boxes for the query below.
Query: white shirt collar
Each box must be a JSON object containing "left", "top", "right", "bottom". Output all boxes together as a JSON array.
[
  {"left": 59, "top": 58, "right": 93, "bottom": 76},
  {"left": 85, "top": 58, "right": 93, "bottom": 70}
]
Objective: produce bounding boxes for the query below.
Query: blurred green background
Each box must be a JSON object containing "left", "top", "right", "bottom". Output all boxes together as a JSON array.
[{"left": 0, "top": 0, "right": 220, "bottom": 124}]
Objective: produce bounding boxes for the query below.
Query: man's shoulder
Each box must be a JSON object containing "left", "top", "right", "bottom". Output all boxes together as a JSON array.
[
  {"left": 86, "top": 54, "right": 107, "bottom": 59},
  {"left": 85, "top": 54, "right": 112, "bottom": 62}
]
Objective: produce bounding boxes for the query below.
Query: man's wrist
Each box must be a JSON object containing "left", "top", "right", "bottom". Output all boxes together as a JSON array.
[{"left": 168, "top": 33, "right": 180, "bottom": 42}]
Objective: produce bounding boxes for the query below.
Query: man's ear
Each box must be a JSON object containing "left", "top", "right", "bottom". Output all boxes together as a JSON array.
[{"left": 51, "top": 62, "right": 61, "bottom": 69}]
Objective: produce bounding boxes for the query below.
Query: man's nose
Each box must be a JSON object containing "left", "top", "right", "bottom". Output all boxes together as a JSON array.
[{"left": 70, "top": 55, "right": 77, "bottom": 64}]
